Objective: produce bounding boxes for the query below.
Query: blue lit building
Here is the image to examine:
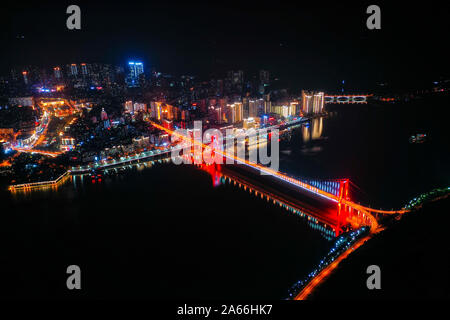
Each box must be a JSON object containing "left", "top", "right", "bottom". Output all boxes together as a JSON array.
[{"left": 126, "top": 61, "right": 144, "bottom": 87}]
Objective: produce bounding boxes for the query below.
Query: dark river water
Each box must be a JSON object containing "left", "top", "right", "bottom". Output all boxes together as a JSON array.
[
  {"left": 1, "top": 98, "right": 448, "bottom": 299},
  {"left": 280, "top": 98, "right": 449, "bottom": 208},
  {"left": 1, "top": 163, "right": 333, "bottom": 299}
]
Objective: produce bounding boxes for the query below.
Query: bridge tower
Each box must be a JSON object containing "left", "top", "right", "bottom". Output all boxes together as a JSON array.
[
  {"left": 336, "top": 179, "right": 350, "bottom": 236},
  {"left": 199, "top": 162, "right": 222, "bottom": 187}
]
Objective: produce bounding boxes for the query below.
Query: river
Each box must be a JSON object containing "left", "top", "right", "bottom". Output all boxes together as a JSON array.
[{"left": 1, "top": 97, "right": 448, "bottom": 299}]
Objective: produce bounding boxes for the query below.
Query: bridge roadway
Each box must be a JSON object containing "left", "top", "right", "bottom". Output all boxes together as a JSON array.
[
  {"left": 218, "top": 164, "right": 343, "bottom": 232},
  {"left": 149, "top": 120, "right": 407, "bottom": 226}
]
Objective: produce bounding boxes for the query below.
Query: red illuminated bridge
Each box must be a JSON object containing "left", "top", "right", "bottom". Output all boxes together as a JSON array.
[{"left": 150, "top": 121, "right": 409, "bottom": 236}]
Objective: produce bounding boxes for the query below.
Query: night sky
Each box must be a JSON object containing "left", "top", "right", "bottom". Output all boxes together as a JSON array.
[{"left": 1, "top": 1, "right": 450, "bottom": 91}]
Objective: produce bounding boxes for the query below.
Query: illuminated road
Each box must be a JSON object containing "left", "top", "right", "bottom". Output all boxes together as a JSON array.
[
  {"left": 12, "top": 147, "right": 62, "bottom": 157},
  {"left": 11, "top": 102, "right": 77, "bottom": 158},
  {"left": 294, "top": 235, "right": 371, "bottom": 300},
  {"left": 11, "top": 111, "right": 52, "bottom": 156}
]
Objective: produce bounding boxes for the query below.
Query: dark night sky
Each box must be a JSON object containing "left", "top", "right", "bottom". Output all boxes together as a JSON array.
[{"left": 1, "top": 1, "right": 450, "bottom": 91}]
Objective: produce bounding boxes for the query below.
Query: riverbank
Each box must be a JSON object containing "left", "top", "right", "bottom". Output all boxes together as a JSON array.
[{"left": 309, "top": 196, "right": 450, "bottom": 299}]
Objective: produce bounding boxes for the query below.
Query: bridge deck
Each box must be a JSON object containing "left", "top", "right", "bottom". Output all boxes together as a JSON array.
[{"left": 220, "top": 164, "right": 341, "bottom": 229}]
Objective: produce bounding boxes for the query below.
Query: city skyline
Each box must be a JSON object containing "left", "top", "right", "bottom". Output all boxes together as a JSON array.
[
  {"left": 1, "top": 1, "right": 449, "bottom": 305},
  {"left": 2, "top": 2, "right": 450, "bottom": 91}
]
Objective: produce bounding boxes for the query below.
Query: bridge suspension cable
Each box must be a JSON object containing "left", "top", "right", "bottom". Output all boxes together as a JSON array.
[{"left": 149, "top": 121, "right": 410, "bottom": 220}]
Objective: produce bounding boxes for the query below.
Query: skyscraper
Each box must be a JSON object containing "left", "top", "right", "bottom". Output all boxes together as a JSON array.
[
  {"left": 81, "top": 63, "right": 89, "bottom": 76},
  {"left": 125, "top": 101, "right": 134, "bottom": 113},
  {"left": 302, "top": 90, "right": 313, "bottom": 114},
  {"left": 227, "top": 70, "right": 244, "bottom": 93},
  {"left": 271, "top": 104, "right": 296, "bottom": 118},
  {"left": 22, "top": 71, "right": 28, "bottom": 85},
  {"left": 243, "top": 97, "right": 249, "bottom": 119},
  {"left": 228, "top": 70, "right": 244, "bottom": 85},
  {"left": 226, "top": 103, "right": 243, "bottom": 123},
  {"left": 54, "top": 67, "right": 62, "bottom": 79},
  {"left": 70, "top": 64, "right": 78, "bottom": 77},
  {"left": 127, "top": 61, "right": 144, "bottom": 87},
  {"left": 263, "top": 94, "right": 271, "bottom": 114},
  {"left": 313, "top": 92, "right": 324, "bottom": 114},
  {"left": 302, "top": 90, "right": 324, "bottom": 115},
  {"left": 248, "top": 99, "right": 259, "bottom": 118}
]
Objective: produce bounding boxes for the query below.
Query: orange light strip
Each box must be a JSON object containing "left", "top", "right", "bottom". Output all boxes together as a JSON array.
[
  {"left": 8, "top": 171, "right": 70, "bottom": 192},
  {"left": 294, "top": 235, "right": 371, "bottom": 300},
  {"left": 12, "top": 147, "right": 62, "bottom": 157}
]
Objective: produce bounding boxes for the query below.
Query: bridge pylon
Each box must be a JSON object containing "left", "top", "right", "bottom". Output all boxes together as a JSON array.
[{"left": 335, "top": 179, "right": 351, "bottom": 236}]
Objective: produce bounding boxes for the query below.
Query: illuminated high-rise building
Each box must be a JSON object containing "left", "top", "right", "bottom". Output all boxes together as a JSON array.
[
  {"left": 161, "top": 104, "right": 174, "bottom": 120},
  {"left": 60, "top": 137, "right": 76, "bottom": 152},
  {"left": 70, "top": 64, "right": 78, "bottom": 76},
  {"left": 124, "top": 100, "right": 148, "bottom": 115},
  {"left": 127, "top": 61, "right": 144, "bottom": 87},
  {"left": 54, "top": 67, "right": 62, "bottom": 79},
  {"left": 133, "top": 102, "right": 147, "bottom": 113},
  {"left": 181, "top": 110, "right": 189, "bottom": 122},
  {"left": 228, "top": 70, "right": 244, "bottom": 85},
  {"left": 274, "top": 104, "right": 297, "bottom": 118},
  {"left": 22, "top": 71, "right": 28, "bottom": 85},
  {"left": 313, "top": 92, "right": 324, "bottom": 114},
  {"left": 214, "top": 106, "right": 223, "bottom": 123},
  {"left": 125, "top": 101, "right": 134, "bottom": 113},
  {"left": 301, "top": 90, "right": 313, "bottom": 114},
  {"left": 218, "top": 98, "right": 227, "bottom": 109},
  {"left": 149, "top": 101, "right": 158, "bottom": 119},
  {"left": 235, "top": 103, "right": 243, "bottom": 123},
  {"left": 248, "top": 100, "right": 258, "bottom": 118},
  {"left": 263, "top": 94, "right": 271, "bottom": 114},
  {"left": 242, "top": 98, "right": 249, "bottom": 118},
  {"left": 227, "top": 103, "right": 243, "bottom": 124},
  {"left": 255, "top": 98, "right": 265, "bottom": 116},
  {"left": 227, "top": 70, "right": 244, "bottom": 93},
  {"left": 81, "top": 63, "right": 88, "bottom": 76},
  {"left": 301, "top": 90, "right": 324, "bottom": 115}
]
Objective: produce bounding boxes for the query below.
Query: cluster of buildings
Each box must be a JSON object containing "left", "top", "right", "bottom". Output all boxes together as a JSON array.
[
  {"left": 117, "top": 79, "right": 325, "bottom": 133},
  {"left": 1, "top": 59, "right": 329, "bottom": 166},
  {"left": 7, "top": 63, "right": 118, "bottom": 93},
  {"left": 4, "top": 60, "right": 189, "bottom": 95},
  {"left": 3, "top": 60, "right": 325, "bottom": 122},
  {"left": 301, "top": 91, "right": 325, "bottom": 115}
]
